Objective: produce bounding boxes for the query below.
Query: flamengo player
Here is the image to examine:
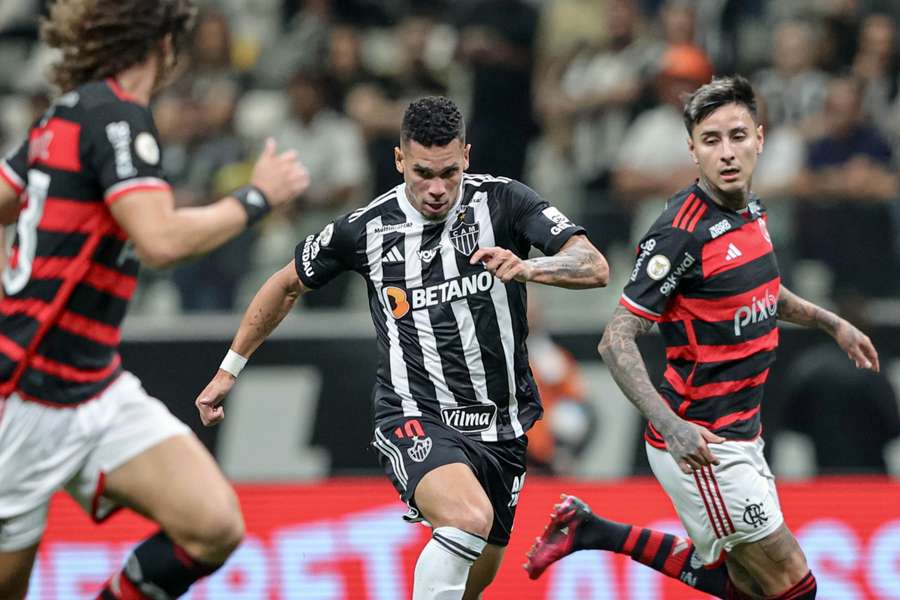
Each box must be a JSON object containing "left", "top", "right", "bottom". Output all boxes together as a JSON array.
[
  {"left": 525, "top": 76, "right": 879, "bottom": 598},
  {"left": 0, "top": 1, "right": 309, "bottom": 598},
  {"left": 195, "top": 96, "right": 608, "bottom": 599}
]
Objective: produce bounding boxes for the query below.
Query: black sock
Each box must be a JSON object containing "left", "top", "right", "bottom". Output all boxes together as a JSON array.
[
  {"left": 572, "top": 512, "right": 632, "bottom": 552},
  {"left": 101, "top": 530, "right": 220, "bottom": 598}
]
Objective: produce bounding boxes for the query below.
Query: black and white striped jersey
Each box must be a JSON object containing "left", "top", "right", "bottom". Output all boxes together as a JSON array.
[{"left": 294, "top": 174, "right": 585, "bottom": 441}]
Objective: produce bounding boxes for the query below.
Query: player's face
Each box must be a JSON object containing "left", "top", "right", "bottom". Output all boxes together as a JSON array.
[
  {"left": 688, "top": 102, "right": 763, "bottom": 196},
  {"left": 395, "top": 138, "right": 470, "bottom": 221}
]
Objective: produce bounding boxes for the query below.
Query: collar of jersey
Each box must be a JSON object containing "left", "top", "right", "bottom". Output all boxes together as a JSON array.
[{"left": 691, "top": 181, "right": 763, "bottom": 220}]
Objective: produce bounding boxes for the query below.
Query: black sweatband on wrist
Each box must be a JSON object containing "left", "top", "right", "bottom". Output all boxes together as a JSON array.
[{"left": 233, "top": 185, "right": 271, "bottom": 227}]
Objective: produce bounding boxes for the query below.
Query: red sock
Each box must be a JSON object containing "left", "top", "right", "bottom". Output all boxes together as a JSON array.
[{"left": 768, "top": 572, "right": 817, "bottom": 599}]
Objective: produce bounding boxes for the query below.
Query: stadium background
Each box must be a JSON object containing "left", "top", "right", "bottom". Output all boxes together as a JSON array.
[{"left": 2, "top": 0, "right": 900, "bottom": 597}]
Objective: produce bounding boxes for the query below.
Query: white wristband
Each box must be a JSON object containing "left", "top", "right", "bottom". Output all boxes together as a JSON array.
[{"left": 219, "top": 349, "right": 248, "bottom": 377}]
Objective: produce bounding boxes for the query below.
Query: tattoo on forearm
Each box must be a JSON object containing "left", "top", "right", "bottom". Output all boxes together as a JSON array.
[
  {"left": 598, "top": 306, "right": 676, "bottom": 430},
  {"left": 526, "top": 237, "right": 606, "bottom": 288},
  {"left": 777, "top": 285, "right": 839, "bottom": 334}
]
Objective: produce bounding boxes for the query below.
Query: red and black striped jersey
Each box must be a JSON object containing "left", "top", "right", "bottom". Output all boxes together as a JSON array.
[
  {"left": 0, "top": 79, "right": 170, "bottom": 406},
  {"left": 620, "top": 183, "right": 780, "bottom": 447}
]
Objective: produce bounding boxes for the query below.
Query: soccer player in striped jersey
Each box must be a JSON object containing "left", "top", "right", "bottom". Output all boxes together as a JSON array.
[
  {"left": 0, "top": 1, "right": 310, "bottom": 598},
  {"left": 525, "top": 76, "right": 879, "bottom": 599},
  {"left": 196, "top": 96, "right": 609, "bottom": 599}
]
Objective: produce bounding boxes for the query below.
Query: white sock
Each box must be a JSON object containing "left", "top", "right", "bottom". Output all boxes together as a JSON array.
[{"left": 412, "top": 527, "right": 487, "bottom": 600}]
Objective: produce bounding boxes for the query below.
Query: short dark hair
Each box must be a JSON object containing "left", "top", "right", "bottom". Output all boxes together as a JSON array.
[
  {"left": 401, "top": 96, "right": 465, "bottom": 147},
  {"left": 683, "top": 75, "right": 757, "bottom": 135},
  {"left": 42, "top": 0, "right": 196, "bottom": 92}
]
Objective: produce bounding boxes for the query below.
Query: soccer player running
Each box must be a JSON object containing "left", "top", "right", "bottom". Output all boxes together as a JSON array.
[
  {"left": 195, "top": 96, "right": 609, "bottom": 599},
  {"left": 524, "top": 76, "right": 879, "bottom": 599},
  {"left": 0, "top": 1, "right": 310, "bottom": 598}
]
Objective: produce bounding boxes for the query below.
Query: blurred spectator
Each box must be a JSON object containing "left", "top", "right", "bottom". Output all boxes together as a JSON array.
[
  {"left": 781, "top": 295, "right": 900, "bottom": 474},
  {"left": 255, "top": 0, "right": 333, "bottom": 86},
  {"left": 455, "top": 0, "right": 539, "bottom": 180},
  {"left": 275, "top": 68, "right": 367, "bottom": 307},
  {"left": 611, "top": 43, "right": 712, "bottom": 239},
  {"left": 851, "top": 13, "right": 898, "bottom": 126},
  {"left": 753, "top": 20, "right": 829, "bottom": 132},
  {"left": 526, "top": 295, "right": 596, "bottom": 475},
  {"left": 154, "top": 82, "right": 256, "bottom": 312},
  {"left": 791, "top": 75, "right": 900, "bottom": 297},
  {"left": 752, "top": 95, "right": 806, "bottom": 199}
]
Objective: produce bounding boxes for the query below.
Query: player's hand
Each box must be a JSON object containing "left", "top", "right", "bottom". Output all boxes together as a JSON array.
[
  {"left": 470, "top": 247, "right": 533, "bottom": 283},
  {"left": 659, "top": 418, "right": 725, "bottom": 474},
  {"left": 195, "top": 370, "right": 237, "bottom": 427},
  {"left": 834, "top": 319, "right": 880, "bottom": 372},
  {"left": 250, "top": 137, "right": 311, "bottom": 208}
]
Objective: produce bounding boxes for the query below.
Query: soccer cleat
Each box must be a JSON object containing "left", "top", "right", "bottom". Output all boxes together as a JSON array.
[{"left": 523, "top": 494, "right": 592, "bottom": 580}]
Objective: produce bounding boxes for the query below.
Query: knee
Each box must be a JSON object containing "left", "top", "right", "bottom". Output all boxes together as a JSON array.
[
  {"left": 433, "top": 499, "right": 493, "bottom": 539},
  {"left": 179, "top": 489, "right": 245, "bottom": 559}
]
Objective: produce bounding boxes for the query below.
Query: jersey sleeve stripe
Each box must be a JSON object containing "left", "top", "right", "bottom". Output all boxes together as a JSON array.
[
  {"left": 672, "top": 193, "right": 697, "bottom": 228},
  {"left": 676, "top": 196, "right": 703, "bottom": 230},
  {"left": 620, "top": 294, "right": 662, "bottom": 321},
  {"left": 104, "top": 177, "right": 171, "bottom": 205},
  {"left": 685, "top": 203, "right": 707, "bottom": 232},
  {"left": 0, "top": 160, "right": 25, "bottom": 194}
]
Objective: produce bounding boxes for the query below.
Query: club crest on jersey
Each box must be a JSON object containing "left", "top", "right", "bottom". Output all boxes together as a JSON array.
[
  {"left": 407, "top": 436, "right": 433, "bottom": 463},
  {"left": 449, "top": 213, "right": 480, "bottom": 256}
]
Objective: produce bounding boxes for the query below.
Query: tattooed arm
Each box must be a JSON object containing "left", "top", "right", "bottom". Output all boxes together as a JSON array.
[
  {"left": 778, "top": 285, "right": 879, "bottom": 371},
  {"left": 598, "top": 305, "right": 724, "bottom": 473},
  {"left": 470, "top": 235, "right": 609, "bottom": 289},
  {"left": 196, "top": 262, "right": 308, "bottom": 425}
]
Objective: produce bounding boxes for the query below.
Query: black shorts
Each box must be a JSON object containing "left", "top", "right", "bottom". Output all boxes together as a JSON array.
[{"left": 371, "top": 413, "right": 527, "bottom": 546}]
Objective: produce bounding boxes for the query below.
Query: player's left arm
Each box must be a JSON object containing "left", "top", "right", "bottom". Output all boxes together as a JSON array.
[
  {"left": 778, "top": 285, "right": 879, "bottom": 371},
  {"left": 472, "top": 234, "right": 608, "bottom": 288}
]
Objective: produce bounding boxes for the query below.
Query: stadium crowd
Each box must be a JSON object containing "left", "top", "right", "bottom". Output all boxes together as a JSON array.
[{"left": 4, "top": 0, "right": 900, "bottom": 315}]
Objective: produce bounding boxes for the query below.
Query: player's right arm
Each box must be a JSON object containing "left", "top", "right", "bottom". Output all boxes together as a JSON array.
[
  {"left": 196, "top": 217, "right": 358, "bottom": 426},
  {"left": 111, "top": 138, "right": 309, "bottom": 268},
  {"left": 195, "top": 261, "right": 310, "bottom": 426},
  {"left": 598, "top": 306, "right": 724, "bottom": 473},
  {"left": 599, "top": 223, "right": 723, "bottom": 473}
]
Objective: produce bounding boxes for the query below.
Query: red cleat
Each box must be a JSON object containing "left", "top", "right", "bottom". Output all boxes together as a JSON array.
[{"left": 523, "top": 494, "right": 592, "bottom": 580}]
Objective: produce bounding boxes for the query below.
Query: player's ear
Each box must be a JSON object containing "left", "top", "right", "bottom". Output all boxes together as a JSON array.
[
  {"left": 687, "top": 136, "right": 699, "bottom": 165},
  {"left": 394, "top": 146, "right": 404, "bottom": 174},
  {"left": 463, "top": 143, "right": 471, "bottom": 171},
  {"left": 756, "top": 124, "right": 765, "bottom": 155}
]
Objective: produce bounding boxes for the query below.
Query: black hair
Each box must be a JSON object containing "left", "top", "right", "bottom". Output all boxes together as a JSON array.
[
  {"left": 683, "top": 75, "right": 757, "bottom": 135},
  {"left": 401, "top": 96, "right": 465, "bottom": 147}
]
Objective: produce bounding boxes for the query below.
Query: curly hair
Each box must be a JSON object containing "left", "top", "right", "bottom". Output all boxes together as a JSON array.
[
  {"left": 401, "top": 96, "right": 466, "bottom": 147},
  {"left": 41, "top": 0, "right": 196, "bottom": 92},
  {"left": 683, "top": 75, "right": 757, "bottom": 135}
]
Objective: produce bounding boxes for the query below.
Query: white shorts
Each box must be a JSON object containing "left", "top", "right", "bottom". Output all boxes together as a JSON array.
[
  {"left": 646, "top": 438, "right": 784, "bottom": 565},
  {"left": 0, "top": 371, "right": 190, "bottom": 551}
]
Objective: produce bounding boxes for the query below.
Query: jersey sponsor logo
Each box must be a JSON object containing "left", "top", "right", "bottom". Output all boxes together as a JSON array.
[
  {"left": 733, "top": 289, "right": 777, "bottom": 336},
  {"left": 630, "top": 238, "right": 657, "bottom": 282},
  {"left": 508, "top": 473, "right": 525, "bottom": 507},
  {"left": 709, "top": 219, "right": 732, "bottom": 239},
  {"left": 373, "top": 222, "right": 413, "bottom": 234},
  {"left": 317, "top": 222, "right": 334, "bottom": 247},
  {"left": 449, "top": 214, "right": 479, "bottom": 256},
  {"left": 417, "top": 245, "right": 440, "bottom": 263},
  {"left": 134, "top": 132, "right": 159, "bottom": 165},
  {"left": 659, "top": 252, "right": 696, "bottom": 296},
  {"left": 381, "top": 271, "right": 494, "bottom": 319},
  {"left": 646, "top": 255, "right": 671, "bottom": 280},
  {"left": 381, "top": 246, "right": 404, "bottom": 263},
  {"left": 105, "top": 121, "right": 137, "bottom": 179},
  {"left": 542, "top": 206, "right": 576, "bottom": 235},
  {"left": 300, "top": 234, "right": 321, "bottom": 278},
  {"left": 441, "top": 404, "right": 497, "bottom": 433},
  {"left": 726, "top": 243, "right": 742, "bottom": 261}
]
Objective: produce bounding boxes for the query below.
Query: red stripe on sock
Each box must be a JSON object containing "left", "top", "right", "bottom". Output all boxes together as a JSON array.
[
  {"left": 660, "top": 538, "right": 693, "bottom": 577},
  {"left": 102, "top": 573, "right": 152, "bottom": 600},
  {"left": 640, "top": 530, "right": 665, "bottom": 563},
  {"left": 621, "top": 526, "right": 642, "bottom": 554},
  {"left": 770, "top": 572, "right": 816, "bottom": 599},
  {"left": 173, "top": 543, "right": 198, "bottom": 569}
]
